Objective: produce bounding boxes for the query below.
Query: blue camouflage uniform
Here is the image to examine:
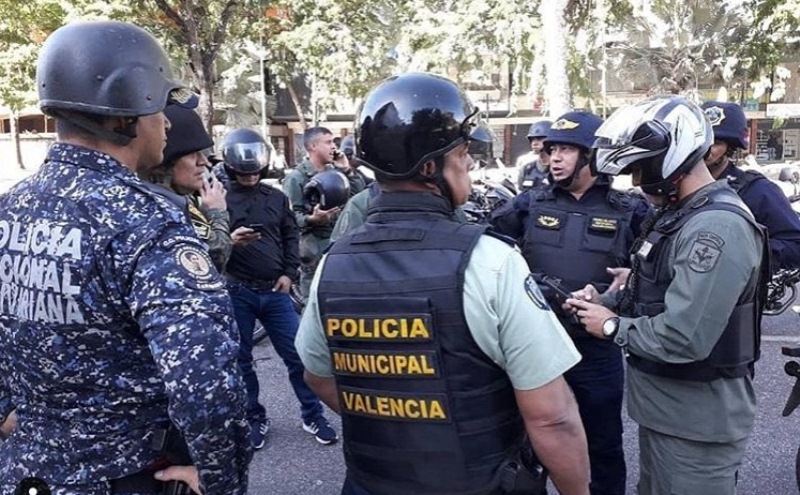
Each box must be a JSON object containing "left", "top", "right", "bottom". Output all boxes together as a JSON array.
[{"left": 0, "top": 144, "right": 251, "bottom": 494}]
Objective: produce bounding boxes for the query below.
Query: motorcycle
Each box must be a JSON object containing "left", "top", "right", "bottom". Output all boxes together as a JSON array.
[
  {"left": 764, "top": 267, "right": 800, "bottom": 492},
  {"left": 463, "top": 178, "right": 518, "bottom": 224}
]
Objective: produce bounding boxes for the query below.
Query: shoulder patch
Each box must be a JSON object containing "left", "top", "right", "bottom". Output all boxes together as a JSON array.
[
  {"left": 524, "top": 274, "right": 550, "bottom": 310},
  {"left": 687, "top": 232, "right": 723, "bottom": 273},
  {"left": 175, "top": 245, "right": 216, "bottom": 281}
]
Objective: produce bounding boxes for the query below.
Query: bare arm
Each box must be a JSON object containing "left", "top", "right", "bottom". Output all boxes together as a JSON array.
[
  {"left": 515, "top": 376, "right": 590, "bottom": 495},
  {"left": 304, "top": 371, "right": 340, "bottom": 414}
]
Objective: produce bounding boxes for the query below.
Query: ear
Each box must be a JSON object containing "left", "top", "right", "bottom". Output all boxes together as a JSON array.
[{"left": 419, "top": 160, "right": 437, "bottom": 178}]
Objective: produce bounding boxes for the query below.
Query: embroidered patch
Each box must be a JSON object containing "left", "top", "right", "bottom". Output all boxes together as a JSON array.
[
  {"left": 687, "top": 236, "right": 722, "bottom": 273},
  {"left": 175, "top": 245, "right": 214, "bottom": 279},
  {"left": 525, "top": 274, "right": 550, "bottom": 310},
  {"left": 536, "top": 215, "right": 561, "bottom": 229},
  {"left": 636, "top": 240, "right": 654, "bottom": 259},
  {"left": 590, "top": 217, "right": 618, "bottom": 232},
  {"left": 551, "top": 119, "right": 580, "bottom": 130},
  {"left": 703, "top": 106, "right": 726, "bottom": 127}
]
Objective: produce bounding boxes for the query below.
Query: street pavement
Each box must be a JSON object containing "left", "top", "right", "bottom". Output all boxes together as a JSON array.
[{"left": 249, "top": 307, "right": 800, "bottom": 495}]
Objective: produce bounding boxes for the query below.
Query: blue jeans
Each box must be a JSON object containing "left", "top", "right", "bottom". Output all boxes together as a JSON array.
[
  {"left": 564, "top": 337, "right": 626, "bottom": 495},
  {"left": 228, "top": 283, "right": 323, "bottom": 424}
]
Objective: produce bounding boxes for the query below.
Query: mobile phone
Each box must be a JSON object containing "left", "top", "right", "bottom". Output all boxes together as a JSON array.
[
  {"left": 247, "top": 223, "right": 264, "bottom": 230},
  {"left": 332, "top": 149, "right": 343, "bottom": 160},
  {"left": 538, "top": 274, "right": 573, "bottom": 304}
]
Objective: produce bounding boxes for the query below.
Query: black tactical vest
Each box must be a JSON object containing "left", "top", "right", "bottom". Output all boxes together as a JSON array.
[
  {"left": 626, "top": 185, "right": 766, "bottom": 381},
  {"left": 519, "top": 162, "right": 549, "bottom": 192},
  {"left": 317, "top": 192, "right": 524, "bottom": 495},
  {"left": 725, "top": 165, "right": 765, "bottom": 197},
  {"left": 520, "top": 185, "right": 640, "bottom": 295}
]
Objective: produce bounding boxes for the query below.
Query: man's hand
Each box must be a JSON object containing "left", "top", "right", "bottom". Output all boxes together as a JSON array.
[
  {"left": 332, "top": 152, "right": 352, "bottom": 173},
  {"left": 231, "top": 226, "right": 260, "bottom": 247},
  {"left": 606, "top": 267, "right": 631, "bottom": 293},
  {"left": 307, "top": 204, "right": 341, "bottom": 226},
  {"left": 272, "top": 275, "right": 292, "bottom": 293},
  {"left": 566, "top": 298, "right": 618, "bottom": 339},
  {"left": 200, "top": 175, "right": 227, "bottom": 211},
  {"left": 0, "top": 410, "right": 17, "bottom": 439},
  {"left": 155, "top": 465, "right": 202, "bottom": 494}
]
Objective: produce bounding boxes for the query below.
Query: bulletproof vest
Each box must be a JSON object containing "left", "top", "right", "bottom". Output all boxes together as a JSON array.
[
  {"left": 187, "top": 196, "right": 212, "bottom": 241},
  {"left": 317, "top": 192, "right": 524, "bottom": 495},
  {"left": 725, "top": 166, "right": 766, "bottom": 197},
  {"left": 520, "top": 185, "right": 638, "bottom": 295},
  {"left": 626, "top": 186, "right": 767, "bottom": 381},
  {"left": 519, "top": 162, "right": 549, "bottom": 192}
]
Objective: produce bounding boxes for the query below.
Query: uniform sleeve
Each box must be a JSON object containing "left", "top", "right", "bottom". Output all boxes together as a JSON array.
[
  {"left": 619, "top": 210, "right": 762, "bottom": 363},
  {"left": 463, "top": 237, "right": 581, "bottom": 390},
  {"left": 0, "top": 381, "right": 12, "bottom": 425},
  {"left": 742, "top": 179, "right": 800, "bottom": 270},
  {"left": 283, "top": 170, "right": 310, "bottom": 230},
  {"left": 278, "top": 193, "right": 301, "bottom": 280},
  {"left": 122, "top": 224, "right": 251, "bottom": 493},
  {"left": 202, "top": 207, "right": 233, "bottom": 271},
  {"left": 489, "top": 192, "right": 529, "bottom": 240},
  {"left": 295, "top": 254, "right": 334, "bottom": 377},
  {"left": 331, "top": 191, "right": 369, "bottom": 241},
  {"left": 347, "top": 170, "right": 367, "bottom": 197}
]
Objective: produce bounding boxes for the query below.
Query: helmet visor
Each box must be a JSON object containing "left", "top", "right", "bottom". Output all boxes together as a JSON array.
[
  {"left": 593, "top": 105, "right": 669, "bottom": 176},
  {"left": 226, "top": 142, "right": 269, "bottom": 174}
]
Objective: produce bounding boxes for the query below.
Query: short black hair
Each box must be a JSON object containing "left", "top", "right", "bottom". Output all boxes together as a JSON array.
[{"left": 303, "top": 126, "right": 332, "bottom": 151}]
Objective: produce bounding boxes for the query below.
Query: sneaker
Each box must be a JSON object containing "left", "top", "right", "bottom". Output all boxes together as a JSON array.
[
  {"left": 302, "top": 416, "right": 338, "bottom": 445},
  {"left": 250, "top": 418, "right": 271, "bottom": 450}
]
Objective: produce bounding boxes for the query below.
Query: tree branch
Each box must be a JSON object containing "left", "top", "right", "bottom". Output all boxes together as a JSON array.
[
  {"left": 151, "top": 0, "right": 187, "bottom": 32},
  {"left": 207, "top": 0, "right": 239, "bottom": 66}
]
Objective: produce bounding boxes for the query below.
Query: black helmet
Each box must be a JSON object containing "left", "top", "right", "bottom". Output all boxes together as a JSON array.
[
  {"left": 222, "top": 129, "right": 270, "bottom": 177},
  {"left": 37, "top": 21, "right": 196, "bottom": 119},
  {"left": 527, "top": 120, "right": 552, "bottom": 140},
  {"left": 303, "top": 170, "right": 351, "bottom": 210},
  {"left": 354, "top": 72, "right": 486, "bottom": 179},
  {"left": 701, "top": 101, "right": 749, "bottom": 150},
  {"left": 341, "top": 135, "right": 356, "bottom": 158},
  {"left": 161, "top": 106, "right": 213, "bottom": 166}
]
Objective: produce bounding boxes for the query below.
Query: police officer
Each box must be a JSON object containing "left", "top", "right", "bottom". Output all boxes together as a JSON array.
[
  {"left": 0, "top": 21, "right": 250, "bottom": 494},
  {"left": 340, "top": 135, "right": 374, "bottom": 186},
  {"left": 516, "top": 120, "right": 552, "bottom": 192},
  {"left": 284, "top": 127, "right": 368, "bottom": 297},
  {"left": 141, "top": 104, "right": 232, "bottom": 271},
  {"left": 295, "top": 72, "right": 590, "bottom": 495},
  {"left": 492, "top": 110, "right": 649, "bottom": 495},
  {"left": 222, "top": 129, "right": 338, "bottom": 448},
  {"left": 569, "top": 96, "right": 765, "bottom": 495},
  {"left": 702, "top": 101, "right": 800, "bottom": 270}
]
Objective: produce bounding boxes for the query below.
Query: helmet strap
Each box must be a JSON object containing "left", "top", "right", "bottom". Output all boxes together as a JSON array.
[
  {"left": 419, "top": 156, "right": 456, "bottom": 209},
  {"left": 53, "top": 109, "right": 135, "bottom": 146}
]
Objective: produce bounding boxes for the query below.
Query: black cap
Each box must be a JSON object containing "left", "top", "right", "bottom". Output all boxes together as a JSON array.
[{"left": 162, "top": 105, "right": 213, "bottom": 166}]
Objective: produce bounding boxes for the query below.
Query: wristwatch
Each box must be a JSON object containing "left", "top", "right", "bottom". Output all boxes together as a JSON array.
[{"left": 602, "top": 317, "right": 620, "bottom": 339}]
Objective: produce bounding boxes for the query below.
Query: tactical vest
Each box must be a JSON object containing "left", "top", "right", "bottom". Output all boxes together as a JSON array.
[
  {"left": 725, "top": 166, "right": 765, "bottom": 197},
  {"left": 520, "top": 186, "right": 639, "bottom": 295},
  {"left": 318, "top": 192, "right": 524, "bottom": 495},
  {"left": 519, "top": 162, "right": 549, "bottom": 192},
  {"left": 187, "top": 195, "right": 212, "bottom": 241},
  {"left": 626, "top": 186, "right": 766, "bottom": 381}
]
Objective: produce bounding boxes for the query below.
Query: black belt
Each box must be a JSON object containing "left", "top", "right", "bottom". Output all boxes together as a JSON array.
[{"left": 228, "top": 276, "right": 278, "bottom": 291}]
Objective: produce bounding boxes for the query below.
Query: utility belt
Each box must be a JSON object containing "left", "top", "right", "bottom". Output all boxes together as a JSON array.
[
  {"left": 109, "top": 425, "right": 193, "bottom": 495},
  {"left": 227, "top": 275, "right": 278, "bottom": 291}
]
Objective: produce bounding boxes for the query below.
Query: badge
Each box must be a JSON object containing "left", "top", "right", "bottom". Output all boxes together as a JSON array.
[
  {"left": 524, "top": 274, "right": 550, "bottom": 310},
  {"left": 175, "top": 246, "right": 214, "bottom": 280},
  {"left": 687, "top": 238, "right": 722, "bottom": 273},
  {"left": 703, "top": 106, "right": 726, "bottom": 127},
  {"left": 636, "top": 240, "right": 653, "bottom": 259},
  {"left": 551, "top": 119, "right": 580, "bottom": 130},
  {"left": 590, "top": 217, "right": 618, "bottom": 232},
  {"left": 536, "top": 215, "right": 561, "bottom": 229}
]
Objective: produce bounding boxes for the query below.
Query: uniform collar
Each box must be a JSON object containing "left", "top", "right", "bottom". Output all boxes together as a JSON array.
[
  {"left": 298, "top": 159, "right": 331, "bottom": 177},
  {"left": 46, "top": 142, "right": 139, "bottom": 182}
]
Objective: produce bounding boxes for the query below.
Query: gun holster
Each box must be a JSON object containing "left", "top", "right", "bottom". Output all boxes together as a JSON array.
[
  {"left": 499, "top": 444, "right": 548, "bottom": 494},
  {"left": 109, "top": 425, "right": 193, "bottom": 495}
]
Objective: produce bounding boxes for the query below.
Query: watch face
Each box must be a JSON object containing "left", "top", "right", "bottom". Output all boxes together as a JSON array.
[{"left": 603, "top": 318, "right": 617, "bottom": 337}]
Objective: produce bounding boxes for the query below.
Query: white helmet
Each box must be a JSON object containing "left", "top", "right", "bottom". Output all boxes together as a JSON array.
[{"left": 592, "top": 96, "right": 712, "bottom": 198}]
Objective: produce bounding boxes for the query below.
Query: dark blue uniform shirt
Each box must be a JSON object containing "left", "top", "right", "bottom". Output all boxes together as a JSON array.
[{"left": 0, "top": 144, "right": 251, "bottom": 493}]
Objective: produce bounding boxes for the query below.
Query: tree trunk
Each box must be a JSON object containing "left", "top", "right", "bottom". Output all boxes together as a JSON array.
[
  {"left": 10, "top": 110, "right": 24, "bottom": 170},
  {"left": 287, "top": 81, "right": 308, "bottom": 130},
  {"left": 540, "top": 0, "right": 571, "bottom": 117}
]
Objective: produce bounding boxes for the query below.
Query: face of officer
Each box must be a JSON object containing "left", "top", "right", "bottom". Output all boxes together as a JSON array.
[
  {"left": 309, "top": 132, "right": 337, "bottom": 164},
  {"left": 172, "top": 151, "right": 210, "bottom": 195},
  {"left": 441, "top": 142, "right": 473, "bottom": 206},
  {"left": 530, "top": 137, "right": 551, "bottom": 167},
  {"left": 133, "top": 111, "right": 171, "bottom": 171},
  {"left": 234, "top": 171, "right": 260, "bottom": 187},
  {"left": 704, "top": 139, "right": 730, "bottom": 178},
  {"left": 549, "top": 144, "right": 592, "bottom": 190}
]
